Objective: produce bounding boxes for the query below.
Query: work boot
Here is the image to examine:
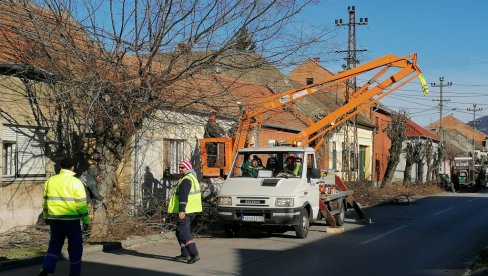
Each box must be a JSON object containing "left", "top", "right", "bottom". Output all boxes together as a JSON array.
[
  {"left": 187, "top": 255, "right": 200, "bottom": 264},
  {"left": 173, "top": 254, "right": 190, "bottom": 261}
]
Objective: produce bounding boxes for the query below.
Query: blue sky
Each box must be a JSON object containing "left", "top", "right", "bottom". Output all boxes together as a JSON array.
[{"left": 299, "top": 0, "right": 488, "bottom": 127}]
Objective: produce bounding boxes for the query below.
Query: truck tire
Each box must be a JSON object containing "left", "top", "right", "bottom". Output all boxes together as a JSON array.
[
  {"left": 294, "top": 209, "right": 310, "bottom": 239},
  {"left": 224, "top": 226, "right": 239, "bottom": 238},
  {"left": 333, "top": 200, "right": 345, "bottom": 226}
]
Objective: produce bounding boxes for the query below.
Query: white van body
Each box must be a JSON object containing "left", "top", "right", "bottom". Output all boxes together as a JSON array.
[{"left": 217, "top": 146, "right": 324, "bottom": 238}]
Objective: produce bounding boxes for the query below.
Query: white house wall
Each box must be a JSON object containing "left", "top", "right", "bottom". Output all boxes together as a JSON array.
[
  {"left": 133, "top": 110, "right": 232, "bottom": 203},
  {"left": 393, "top": 139, "right": 439, "bottom": 183}
]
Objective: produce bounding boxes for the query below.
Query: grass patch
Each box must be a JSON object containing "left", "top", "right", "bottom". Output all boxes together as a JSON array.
[{"left": 0, "top": 246, "right": 47, "bottom": 260}]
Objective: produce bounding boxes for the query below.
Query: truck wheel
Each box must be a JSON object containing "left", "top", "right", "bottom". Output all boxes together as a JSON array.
[
  {"left": 294, "top": 209, "right": 309, "bottom": 239},
  {"left": 224, "top": 226, "right": 239, "bottom": 238},
  {"left": 333, "top": 200, "right": 345, "bottom": 226}
]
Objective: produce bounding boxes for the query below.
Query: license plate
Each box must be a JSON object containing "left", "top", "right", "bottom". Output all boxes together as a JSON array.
[{"left": 242, "top": 215, "right": 264, "bottom": 222}]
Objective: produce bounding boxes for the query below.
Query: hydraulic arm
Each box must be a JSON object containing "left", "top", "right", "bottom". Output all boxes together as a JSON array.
[
  {"left": 200, "top": 53, "right": 427, "bottom": 177},
  {"left": 234, "top": 53, "right": 427, "bottom": 152}
]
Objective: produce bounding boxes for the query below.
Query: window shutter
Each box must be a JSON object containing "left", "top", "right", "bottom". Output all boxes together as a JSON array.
[
  {"left": 4, "top": 126, "right": 46, "bottom": 177},
  {"left": 3, "top": 126, "right": 17, "bottom": 141},
  {"left": 163, "top": 139, "right": 169, "bottom": 173},
  {"left": 18, "top": 128, "right": 45, "bottom": 176}
]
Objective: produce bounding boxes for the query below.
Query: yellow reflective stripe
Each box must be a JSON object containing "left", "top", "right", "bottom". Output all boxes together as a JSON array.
[
  {"left": 47, "top": 214, "right": 83, "bottom": 219},
  {"left": 44, "top": 196, "right": 86, "bottom": 202}
]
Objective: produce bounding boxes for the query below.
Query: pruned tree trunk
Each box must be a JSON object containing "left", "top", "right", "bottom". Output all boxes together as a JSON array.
[
  {"left": 404, "top": 161, "right": 413, "bottom": 185},
  {"left": 403, "top": 141, "right": 414, "bottom": 185},
  {"left": 382, "top": 111, "right": 408, "bottom": 187},
  {"left": 416, "top": 161, "right": 425, "bottom": 183},
  {"left": 425, "top": 139, "right": 433, "bottom": 182}
]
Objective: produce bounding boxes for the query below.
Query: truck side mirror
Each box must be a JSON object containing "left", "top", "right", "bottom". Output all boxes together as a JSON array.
[{"left": 308, "top": 168, "right": 321, "bottom": 180}]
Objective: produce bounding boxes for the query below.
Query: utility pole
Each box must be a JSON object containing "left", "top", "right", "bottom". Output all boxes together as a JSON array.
[
  {"left": 335, "top": 6, "right": 367, "bottom": 181},
  {"left": 467, "top": 104, "right": 482, "bottom": 160},
  {"left": 335, "top": 6, "right": 368, "bottom": 100},
  {"left": 431, "top": 77, "right": 451, "bottom": 174}
]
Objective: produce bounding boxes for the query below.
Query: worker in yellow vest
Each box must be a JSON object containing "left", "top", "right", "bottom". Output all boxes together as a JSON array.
[
  {"left": 283, "top": 156, "right": 302, "bottom": 176},
  {"left": 38, "top": 157, "right": 90, "bottom": 276},
  {"left": 168, "top": 160, "right": 202, "bottom": 264}
]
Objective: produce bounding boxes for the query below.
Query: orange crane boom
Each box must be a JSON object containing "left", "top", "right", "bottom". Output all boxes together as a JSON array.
[
  {"left": 234, "top": 53, "right": 425, "bottom": 151},
  {"left": 200, "top": 53, "right": 427, "bottom": 178}
]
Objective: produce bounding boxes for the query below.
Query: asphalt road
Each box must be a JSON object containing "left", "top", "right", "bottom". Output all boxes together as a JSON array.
[{"left": 5, "top": 190, "right": 488, "bottom": 276}]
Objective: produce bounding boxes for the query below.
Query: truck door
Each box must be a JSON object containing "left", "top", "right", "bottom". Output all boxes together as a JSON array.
[{"left": 305, "top": 153, "right": 321, "bottom": 218}]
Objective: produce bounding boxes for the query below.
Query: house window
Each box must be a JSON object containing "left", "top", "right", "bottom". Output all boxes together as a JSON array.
[
  {"left": 163, "top": 139, "right": 185, "bottom": 174},
  {"left": 2, "top": 142, "right": 16, "bottom": 176},
  {"left": 2, "top": 125, "right": 46, "bottom": 178},
  {"left": 306, "top": 78, "right": 314, "bottom": 85}
]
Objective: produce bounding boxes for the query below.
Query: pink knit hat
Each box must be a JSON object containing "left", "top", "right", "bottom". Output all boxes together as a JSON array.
[{"left": 179, "top": 160, "right": 193, "bottom": 171}]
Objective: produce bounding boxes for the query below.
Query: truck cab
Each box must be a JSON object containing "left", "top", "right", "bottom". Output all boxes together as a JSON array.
[
  {"left": 217, "top": 146, "right": 323, "bottom": 239},
  {"left": 452, "top": 156, "right": 476, "bottom": 191}
]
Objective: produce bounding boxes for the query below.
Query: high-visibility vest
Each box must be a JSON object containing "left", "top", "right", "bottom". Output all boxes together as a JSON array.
[
  {"left": 43, "top": 169, "right": 90, "bottom": 225},
  {"left": 293, "top": 162, "right": 302, "bottom": 176},
  {"left": 284, "top": 162, "right": 302, "bottom": 176},
  {"left": 168, "top": 172, "right": 202, "bottom": 214}
]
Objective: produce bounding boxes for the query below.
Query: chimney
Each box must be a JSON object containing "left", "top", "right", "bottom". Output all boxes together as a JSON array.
[{"left": 311, "top": 57, "right": 320, "bottom": 63}]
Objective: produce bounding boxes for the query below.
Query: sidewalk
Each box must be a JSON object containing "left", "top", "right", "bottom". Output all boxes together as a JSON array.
[{"left": 0, "top": 233, "right": 170, "bottom": 272}]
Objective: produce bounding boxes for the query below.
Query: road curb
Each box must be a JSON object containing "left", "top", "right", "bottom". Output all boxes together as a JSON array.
[{"left": 0, "top": 233, "right": 170, "bottom": 272}]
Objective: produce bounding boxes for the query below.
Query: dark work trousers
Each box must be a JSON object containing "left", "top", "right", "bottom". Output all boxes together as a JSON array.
[
  {"left": 42, "top": 219, "right": 83, "bottom": 276},
  {"left": 175, "top": 214, "right": 198, "bottom": 257}
]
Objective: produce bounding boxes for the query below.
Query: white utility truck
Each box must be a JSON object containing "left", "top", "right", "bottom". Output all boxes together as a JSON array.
[{"left": 217, "top": 145, "right": 352, "bottom": 239}]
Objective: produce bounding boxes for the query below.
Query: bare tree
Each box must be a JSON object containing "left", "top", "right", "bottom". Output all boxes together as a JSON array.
[
  {"left": 0, "top": 0, "right": 324, "bottom": 234},
  {"left": 403, "top": 139, "right": 424, "bottom": 184},
  {"left": 425, "top": 139, "right": 433, "bottom": 182},
  {"left": 381, "top": 111, "right": 408, "bottom": 187},
  {"left": 414, "top": 141, "right": 426, "bottom": 183},
  {"left": 403, "top": 142, "right": 414, "bottom": 185}
]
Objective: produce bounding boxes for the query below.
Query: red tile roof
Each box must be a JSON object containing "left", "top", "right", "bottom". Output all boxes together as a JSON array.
[
  {"left": 0, "top": 2, "right": 111, "bottom": 79},
  {"left": 427, "top": 114, "right": 486, "bottom": 143},
  {"left": 165, "top": 73, "right": 307, "bottom": 131},
  {"left": 406, "top": 119, "right": 440, "bottom": 141}
]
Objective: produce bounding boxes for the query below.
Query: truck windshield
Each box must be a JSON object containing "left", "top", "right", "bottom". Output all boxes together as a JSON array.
[{"left": 230, "top": 151, "right": 304, "bottom": 178}]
